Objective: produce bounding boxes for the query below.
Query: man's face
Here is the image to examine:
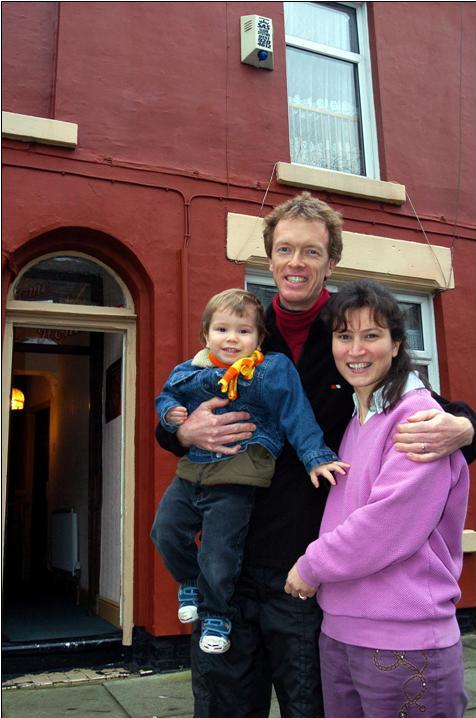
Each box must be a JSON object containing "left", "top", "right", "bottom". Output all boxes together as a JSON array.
[{"left": 269, "top": 218, "right": 335, "bottom": 311}]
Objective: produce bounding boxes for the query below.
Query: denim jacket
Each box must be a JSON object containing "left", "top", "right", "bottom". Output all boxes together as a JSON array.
[{"left": 155, "top": 350, "right": 338, "bottom": 473}]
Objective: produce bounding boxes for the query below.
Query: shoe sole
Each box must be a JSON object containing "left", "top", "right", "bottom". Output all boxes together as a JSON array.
[{"left": 199, "top": 642, "right": 231, "bottom": 654}]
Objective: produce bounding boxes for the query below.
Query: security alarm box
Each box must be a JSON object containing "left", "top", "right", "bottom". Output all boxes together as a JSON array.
[{"left": 240, "top": 15, "right": 274, "bottom": 70}]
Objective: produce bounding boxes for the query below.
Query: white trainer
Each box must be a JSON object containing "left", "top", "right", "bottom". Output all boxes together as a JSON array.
[
  {"left": 199, "top": 617, "right": 232, "bottom": 654},
  {"left": 178, "top": 604, "right": 198, "bottom": 624},
  {"left": 177, "top": 584, "right": 199, "bottom": 624},
  {"left": 199, "top": 633, "right": 231, "bottom": 654}
]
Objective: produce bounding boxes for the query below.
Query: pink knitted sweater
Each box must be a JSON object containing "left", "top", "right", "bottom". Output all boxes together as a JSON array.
[{"left": 296, "top": 387, "right": 469, "bottom": 650}]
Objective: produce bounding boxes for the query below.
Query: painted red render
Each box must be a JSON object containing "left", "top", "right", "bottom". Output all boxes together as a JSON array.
[{"left": 2, "top": 1, "right": 475, "bottom": 635}]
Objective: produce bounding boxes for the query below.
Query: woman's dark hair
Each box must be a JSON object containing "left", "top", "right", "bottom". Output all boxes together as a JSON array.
[{"left": 324, "top": 280, "right": 422, "bottom": 411}]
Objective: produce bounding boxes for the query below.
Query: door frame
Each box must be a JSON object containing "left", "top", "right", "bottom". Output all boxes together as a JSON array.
[{"left": 2, "top": 300, "right": 137, "bottom": 645}]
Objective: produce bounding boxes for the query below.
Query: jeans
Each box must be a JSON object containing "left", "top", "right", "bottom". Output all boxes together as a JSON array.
[
  {"left": 150, "top": 477, "right": 255, "bottom": 619},
  {"left": 191, "top": 565, "right": 325, "bottom": 718}
]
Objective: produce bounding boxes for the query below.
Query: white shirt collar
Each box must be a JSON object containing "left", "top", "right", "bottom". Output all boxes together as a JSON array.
[{"left": 352, "top": 371, "right": 425, "bottom": 424}]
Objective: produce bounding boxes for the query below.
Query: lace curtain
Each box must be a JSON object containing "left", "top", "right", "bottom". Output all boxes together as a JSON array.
[{"left": 284, "top": 2, "right": 364, "bottom": 175}]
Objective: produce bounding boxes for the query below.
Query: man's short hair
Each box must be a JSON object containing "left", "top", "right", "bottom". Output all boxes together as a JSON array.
[
  {"left": 263, "top": 191, "right": 343, "bottom": 263},
  {"left": 200, "top": 288, "right": 266, "bottom": 346}
]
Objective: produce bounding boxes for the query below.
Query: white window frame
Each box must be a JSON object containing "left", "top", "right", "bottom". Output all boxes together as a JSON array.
[
  {"left": 392, "top": 289, "right": 440, "bottom": 392},
  {"left": 285, "top": 1, "right": 380, "bottom": 179},
  {"left": 245, "top": 270, "right": 440, "bottom": 392}
]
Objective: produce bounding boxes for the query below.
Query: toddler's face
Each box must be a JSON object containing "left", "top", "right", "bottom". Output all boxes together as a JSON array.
[{"left": 205, "top": 308, "right": 259, "bottom": 365}]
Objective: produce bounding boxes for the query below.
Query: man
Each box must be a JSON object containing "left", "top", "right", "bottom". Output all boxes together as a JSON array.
[{"left": 155, "top": 192, "right": 475, "bottom": 717}]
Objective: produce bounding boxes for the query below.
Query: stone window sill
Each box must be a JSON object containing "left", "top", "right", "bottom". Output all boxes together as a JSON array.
[
  {"left": 2, "top": 111, "right": 78, "bottom": 148},
  {"left": 277, "top": 162, "right": 406, "bottom": 205}
]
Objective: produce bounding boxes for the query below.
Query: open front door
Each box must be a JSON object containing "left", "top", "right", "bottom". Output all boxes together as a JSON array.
[{"left": 2, "top": 253, "right": 136, "bottom": 647}]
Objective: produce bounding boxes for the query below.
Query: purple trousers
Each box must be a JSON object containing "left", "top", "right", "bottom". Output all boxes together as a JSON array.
[{"left": 319, "top": 633, "right": 467, "bottom": 718}]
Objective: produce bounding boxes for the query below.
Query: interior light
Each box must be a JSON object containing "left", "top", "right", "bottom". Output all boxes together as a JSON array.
[{"left": 11, "top": 388, "right": 25, "bottom": 411}]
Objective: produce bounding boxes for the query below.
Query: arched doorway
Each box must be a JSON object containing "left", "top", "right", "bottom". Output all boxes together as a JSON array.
[{"left": 2, "top": 252, "right": 136, "bottom": 652}]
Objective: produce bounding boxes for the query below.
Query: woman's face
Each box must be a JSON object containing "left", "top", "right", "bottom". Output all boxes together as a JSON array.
[{"left": 332, "top": 306, "right": 401, "bottom": 407}]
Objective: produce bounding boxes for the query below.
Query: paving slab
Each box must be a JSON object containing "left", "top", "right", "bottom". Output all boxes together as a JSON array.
[
  {"left": 106, "top": 671, "right": 194, "bottom": 718},
  {"left": 463, "top": 633, "right": 476, "bottom": 715},
  {"left": 105, "top": 671, "right": 280, "bottom": 718},
  {"left": 1, "top": 682, "right": 129, "bottom": 718}
]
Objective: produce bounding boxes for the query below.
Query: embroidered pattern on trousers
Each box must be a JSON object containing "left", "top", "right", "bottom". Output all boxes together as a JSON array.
[{"left": 372, "top": 649, "right": 429, "bottom": 717}]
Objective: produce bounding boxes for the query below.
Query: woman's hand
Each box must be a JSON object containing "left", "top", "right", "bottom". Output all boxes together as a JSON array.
[
  {"left": 176, "top": 396, "right": 256, "bottom": 455},
  {"left": 284, "top": 563, "right": 317, "bottom": 600}
]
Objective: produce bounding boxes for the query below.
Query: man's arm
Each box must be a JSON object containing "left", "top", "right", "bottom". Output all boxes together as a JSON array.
[
  {"left": 155, "top": 396, "right": 256, "bottom": 456},
  {"left": 393, "top": 394, "right": 476, "bottom": 464},
  {"left": 155, "top": 421, "right": 188, "bottom": 458}
]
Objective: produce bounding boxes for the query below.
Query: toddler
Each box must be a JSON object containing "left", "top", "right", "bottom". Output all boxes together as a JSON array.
[{"left": 151, "top": 288, "right": 347, "bottom": 654}]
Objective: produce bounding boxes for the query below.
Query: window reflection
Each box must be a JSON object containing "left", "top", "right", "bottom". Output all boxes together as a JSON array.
[
  {"left": 398, "top": 302, "right": 424, "bottom": 351},
  {"left": 246, "top": 282, "right": 276, "bottom": 310},
  {"left": 14, "top": 256, "right": 126, "bottom": 308}
]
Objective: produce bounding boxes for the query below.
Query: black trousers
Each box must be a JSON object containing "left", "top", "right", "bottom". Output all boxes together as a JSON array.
[{"left": 191, "top": 564, "right": 324, "bottom": 718}]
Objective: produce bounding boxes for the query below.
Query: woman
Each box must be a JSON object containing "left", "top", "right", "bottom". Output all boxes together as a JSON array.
[{"left": 285, "top": 280, "right": 469, "bottom": 717}]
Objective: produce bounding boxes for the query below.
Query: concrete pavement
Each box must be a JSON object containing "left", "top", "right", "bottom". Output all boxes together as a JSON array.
[{"left": 2, "top": 632, "right": 475, "bottom": 717}]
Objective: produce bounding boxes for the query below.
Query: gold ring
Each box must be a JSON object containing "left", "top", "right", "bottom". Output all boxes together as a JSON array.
[
  {"left": 421, "top": 442, "right": 426, "bottom": 453},
  {"left": 298, "top": 593, "right": 307, "bottom": 600}
]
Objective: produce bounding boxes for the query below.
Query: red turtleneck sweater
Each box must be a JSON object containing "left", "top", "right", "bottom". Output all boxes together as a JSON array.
[{"left": 272, "top": 289, "right": 330, "bottom": 363}]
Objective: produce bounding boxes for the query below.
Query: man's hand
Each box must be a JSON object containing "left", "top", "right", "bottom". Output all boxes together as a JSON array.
[
  {"left": 284, "top": 563, "right": 317, "bottom": 600},
  {"left": 393, "top": 409, "right": 474, "bottom": 462},
  {"left": 176, "top": 396, "right": 256, "bottom": 455}
]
